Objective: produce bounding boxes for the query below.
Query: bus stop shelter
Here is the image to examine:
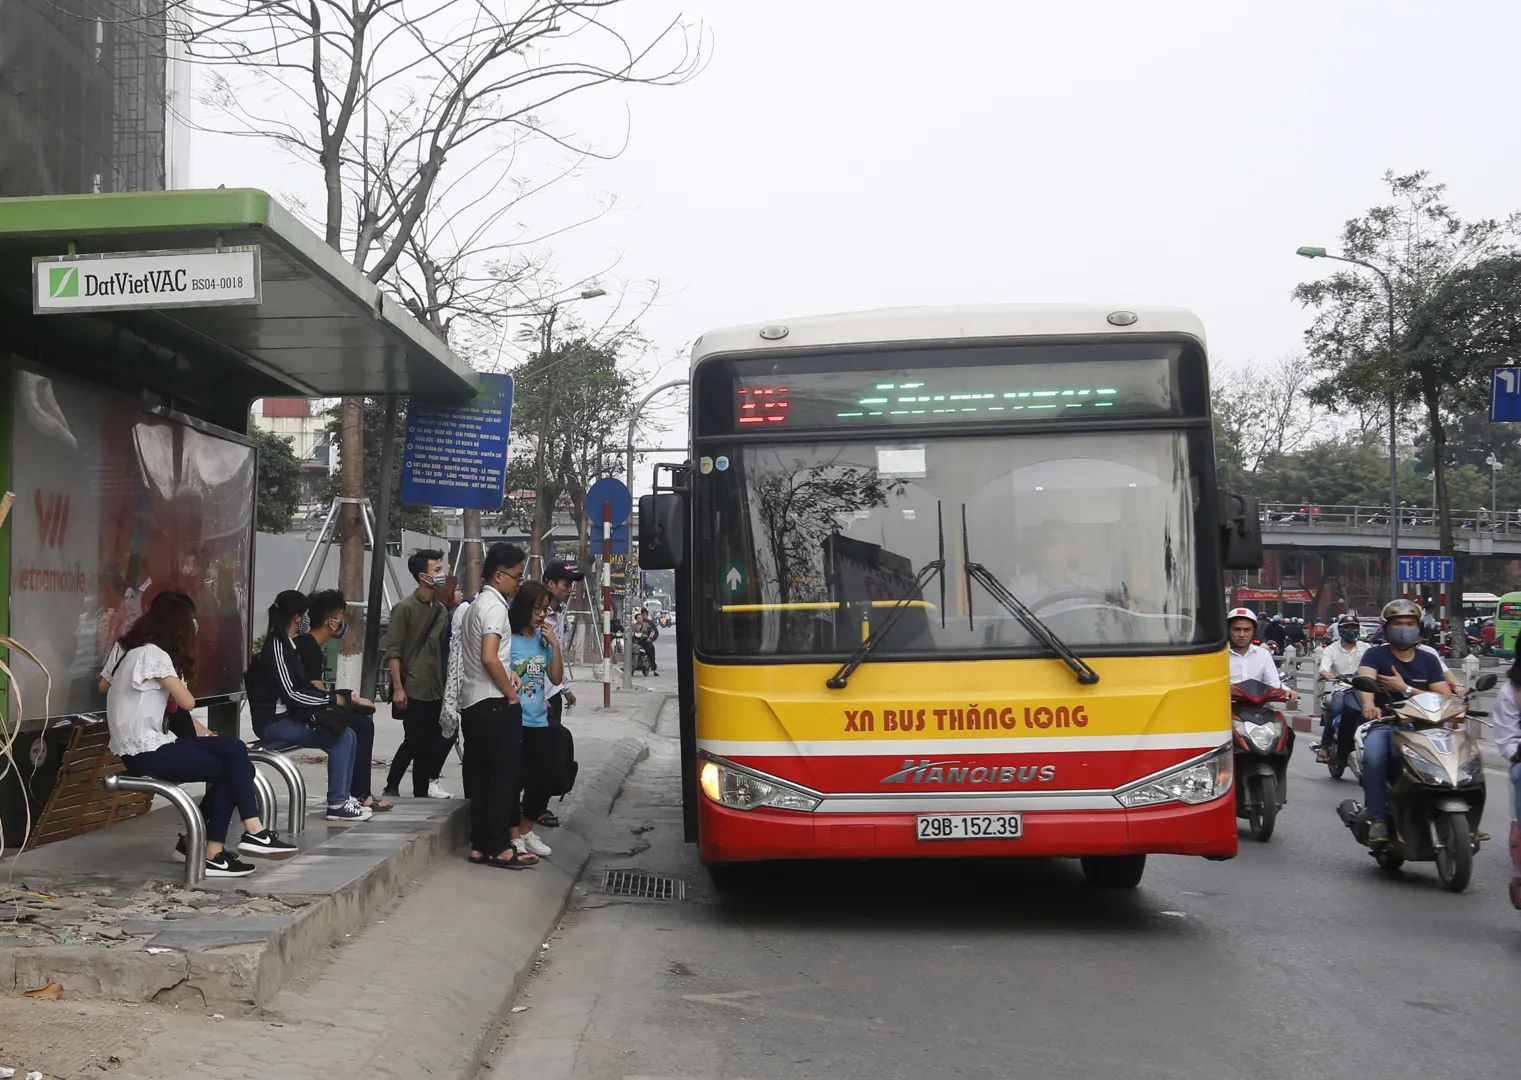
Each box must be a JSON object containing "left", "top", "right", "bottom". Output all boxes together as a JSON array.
[{"left": 0, "top": 187, "right": 478, "bottom": 846}]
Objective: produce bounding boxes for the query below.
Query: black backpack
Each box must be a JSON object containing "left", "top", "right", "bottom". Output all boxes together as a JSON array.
[{"left": 542, "top": 723, "right": 578, "bottom": 797}]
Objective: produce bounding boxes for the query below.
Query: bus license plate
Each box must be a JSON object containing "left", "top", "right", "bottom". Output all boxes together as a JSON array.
[{"left": 916, "top": 813, "right": 1023, "bottom": 841}]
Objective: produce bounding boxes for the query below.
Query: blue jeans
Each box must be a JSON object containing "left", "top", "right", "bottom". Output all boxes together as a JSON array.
[
  {"left": 1360, "top": 724, "right": 1401, "bottom": 824},
  {"left": 122, "top": 736, "right": 260, "bottom": 845},
  {"left": 256, "top": 717, "right": 357, "bottom": 807}
]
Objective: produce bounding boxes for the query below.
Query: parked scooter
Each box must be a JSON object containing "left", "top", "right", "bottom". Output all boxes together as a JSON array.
[
  {"left": 1335, "top": 672, "right": 1497, "bottom": 892},
  {"left": 1232, "top": 678, "right": 1294, "bottom": 841}
]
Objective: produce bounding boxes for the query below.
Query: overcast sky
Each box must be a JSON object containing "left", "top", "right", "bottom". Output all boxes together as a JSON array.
[{"left": 194, "top": 0, "right": 1521, "bottom": 480}]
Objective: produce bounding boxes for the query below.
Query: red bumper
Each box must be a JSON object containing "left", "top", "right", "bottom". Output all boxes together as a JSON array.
[{"left": 698, "top": 793, "right": 1239, "bottom": 864}]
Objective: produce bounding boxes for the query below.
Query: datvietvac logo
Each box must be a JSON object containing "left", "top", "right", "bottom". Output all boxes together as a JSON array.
[
  {"left": 34, "top": 490, "right": 70, "bottom": 548},
  {"left": 48, "top": 265, "right": 79, "bottom": 299}
]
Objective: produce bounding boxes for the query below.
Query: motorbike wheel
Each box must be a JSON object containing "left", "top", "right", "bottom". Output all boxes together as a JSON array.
[
  {"left": 1433, "top": 813, "right": 1474, "bottom": 893},
  {"left": 1080, "top": 854, "right": 1146, "bottom": 888},
  {"left": 1374, "top": 848, "right": 1405, "bottom": 873},
  {"left": 1248, "top": 775, "right": 1277, "bottom": 841},
  {"left": 1327, "top": 758, "right": 1345, "bottom": 780}
]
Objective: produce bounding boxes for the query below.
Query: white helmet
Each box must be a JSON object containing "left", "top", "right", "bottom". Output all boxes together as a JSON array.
[{"left": 1227, "top": 607, "right": 1258, "bottom": 626}]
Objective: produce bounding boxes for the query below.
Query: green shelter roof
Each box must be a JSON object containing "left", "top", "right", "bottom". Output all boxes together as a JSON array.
[{"left": 0, "top": 188, "right": 478, "bottom": 414}]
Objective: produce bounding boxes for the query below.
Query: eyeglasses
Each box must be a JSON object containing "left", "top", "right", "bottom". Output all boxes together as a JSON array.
[{"left": 501, "top": 569, "right": 523, "bottom": 581}]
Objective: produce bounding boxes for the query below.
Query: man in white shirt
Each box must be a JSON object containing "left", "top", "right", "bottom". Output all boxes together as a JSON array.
[
  {"left": 1316, "top": 614, "right": 1369, "bottom": 762},
  {"left": 1227, "top": 608, "right": 1297, "bottom": 699}
]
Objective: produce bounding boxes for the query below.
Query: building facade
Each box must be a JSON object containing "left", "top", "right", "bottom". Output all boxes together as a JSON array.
[{"left": 0, "top": 0, "right": 179, "bottom": 197}]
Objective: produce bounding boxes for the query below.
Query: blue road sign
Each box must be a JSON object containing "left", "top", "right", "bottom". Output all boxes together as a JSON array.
[
  {"left": 585, "top": 477, "right": 632, "bottom": 526},
  {"left": 1397, "top": 555, "right": 1454, "bottom": 584},
  {"left": 400, "top": 373, "right": 513, "bottom": 510},
  {"left": 1491, "top": 368, "right": 1521, "bottom": 422}
]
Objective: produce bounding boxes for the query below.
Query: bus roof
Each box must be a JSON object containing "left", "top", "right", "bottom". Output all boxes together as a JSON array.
[
  {"left": 1463, "top": 592, "right": 1501, "bottom": 604},
  {"left": 691, "top": 304, "right": 1207, "bottom": 366}
]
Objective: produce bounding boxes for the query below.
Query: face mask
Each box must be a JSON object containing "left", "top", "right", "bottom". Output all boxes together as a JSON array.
[
  {"left": 1386, "top": 625, "right": 1421, "bottom": 647},
  {"left": 331, "top": 618, "right": 347, "bottom": 640},
  {"left": 425, "top": 573, "right": 448, "bottom": 588},
  {"left": 297, "top": 614, "right": 311, "bottom": 636},
  {"left": 1339, "top": 628, "right": 1359, "bottom": 643}
]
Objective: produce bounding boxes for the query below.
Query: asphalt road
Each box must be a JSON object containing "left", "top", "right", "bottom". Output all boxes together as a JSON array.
[{"left": 486, "top": 637, "right": 1521, "bottom": 1080}]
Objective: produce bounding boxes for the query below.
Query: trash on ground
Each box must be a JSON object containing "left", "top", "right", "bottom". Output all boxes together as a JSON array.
[{"left": 22, "top": 982, "right": 63, "bottom": 1000}]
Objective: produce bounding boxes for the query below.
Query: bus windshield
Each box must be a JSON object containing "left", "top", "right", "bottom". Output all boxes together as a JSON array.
[{"left": 696, "top": 429, "right": 1214, "bottom": 658}]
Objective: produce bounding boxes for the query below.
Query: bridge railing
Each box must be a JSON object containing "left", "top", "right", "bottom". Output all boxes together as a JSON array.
[{"left": 1258, "top": 503, "right": 1520, "bottom": 536}]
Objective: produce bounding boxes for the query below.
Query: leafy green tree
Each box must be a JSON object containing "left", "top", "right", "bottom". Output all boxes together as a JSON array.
[
  {"left": 252, "top": 428, "right": 304, "bottom": 533},
  {"left": 1295, "top": 171, "right": 1520, "bottom": 637}
]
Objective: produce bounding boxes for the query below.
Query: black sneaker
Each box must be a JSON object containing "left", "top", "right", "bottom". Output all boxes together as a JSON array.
[
  {"left": 238, "top": 828, "right": 299, "bottom": 857},
  {"left": 205, "top": 851, "right": 257, "bottom": 878},
  {"left": 173, "top": 834, "right": 188, "bottom": 862}
]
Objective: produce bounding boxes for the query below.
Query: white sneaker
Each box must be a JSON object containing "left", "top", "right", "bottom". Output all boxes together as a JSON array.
[
  {"left": 427, "top": 780, "right": 454, "bottom": 800},
  {"left": 521, "top": 830, "right": 552, "bottom": 857}
]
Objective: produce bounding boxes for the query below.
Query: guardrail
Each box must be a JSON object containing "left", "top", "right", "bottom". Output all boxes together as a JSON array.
[{"left": 1260, "top": 503, "right": 1520, "bottom": 536}]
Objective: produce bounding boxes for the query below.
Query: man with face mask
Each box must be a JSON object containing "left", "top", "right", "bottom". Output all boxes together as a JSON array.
[
  {"left": 299, "top": 590, "right": 389, "bottom": 812},
  {"left": 1316, "top": 614, "right": 1368, "bottom": 766},
  {"left": 383, "top": 549, "right": 451, "bottom": 800},
  {"left": 1355, "top": 598, "right": 1453, "bottom": 843}
]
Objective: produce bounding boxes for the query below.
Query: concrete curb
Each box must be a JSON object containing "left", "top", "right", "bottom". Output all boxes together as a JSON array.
[{"left": 404, "top": 702, "right": 665, "bottom": 1080}]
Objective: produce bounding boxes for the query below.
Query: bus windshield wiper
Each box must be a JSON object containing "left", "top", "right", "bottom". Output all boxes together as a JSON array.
[
  {"left": 964, "top": 562, "right": 1100, "bottom": 685},
  {"left": 826, "top": 559, "right": 944, "bottom": 690}
]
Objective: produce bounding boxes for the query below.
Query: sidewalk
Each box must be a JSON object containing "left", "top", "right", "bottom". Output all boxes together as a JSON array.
[{"left": 0, "top": 688, "right": 668, "bottom": 1080}]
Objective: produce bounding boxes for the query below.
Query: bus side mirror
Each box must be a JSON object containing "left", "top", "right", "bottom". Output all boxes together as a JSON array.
[
  {"left": 638, "top": 493, "right": 685, "bottom": 570},
  {"left": 1221, "top": 492, "right": 1263, "bottom": 570}
]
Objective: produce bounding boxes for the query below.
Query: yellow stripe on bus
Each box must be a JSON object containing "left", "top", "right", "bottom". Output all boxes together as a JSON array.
[{"left": 694, "top": 651, "right": 1229, "bottom": 744}]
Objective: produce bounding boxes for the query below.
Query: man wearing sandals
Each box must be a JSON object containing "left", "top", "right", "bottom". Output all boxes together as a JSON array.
[
  {"left": 537, "top": 563, "right": 584, "bottom": 831},
  {"left": 457, "top": 544, "right": 541, "bottom": 869}
]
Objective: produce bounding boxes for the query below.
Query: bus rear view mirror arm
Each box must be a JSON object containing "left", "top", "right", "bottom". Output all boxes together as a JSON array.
[{"left": 1221, "top": 492, "right": 1263, "bottom": 570}]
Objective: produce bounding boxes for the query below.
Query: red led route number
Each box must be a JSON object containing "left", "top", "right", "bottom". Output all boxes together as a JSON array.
[{"left": 738, "top": 386, "right": 790, "bottom": 424}]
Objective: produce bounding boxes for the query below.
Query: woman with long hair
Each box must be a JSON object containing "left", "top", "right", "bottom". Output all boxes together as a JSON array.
[
  {"left": 508, "top": 581, "right": 563, "bottom": 860},
  {"left": 105, "top": 591, "right": 296, "bottom": 877},
  {"left": 245, "top": 590, "right": 371, "bottom": 822}
]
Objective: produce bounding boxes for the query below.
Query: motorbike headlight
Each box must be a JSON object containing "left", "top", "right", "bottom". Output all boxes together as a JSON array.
[
  {"left": 1458, "top": 745, "right": 1484, "bottom": 783},
  {"left": 1400, "top": 745, "right": 1450, "bottom": 786},
  {"left": 1246, "top": 721, "right": 1281, "bottom": 753},
  {"left": 1117, "top": 747, "right": 1233, "bottom": 808},
  {"left": 698, "top": 759, "right": 821, "bottom": 812}
]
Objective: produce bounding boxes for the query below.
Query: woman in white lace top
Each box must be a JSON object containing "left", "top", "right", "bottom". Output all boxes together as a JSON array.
[{"left": 103, "top": 592, "right": 297, "bottom": 877}]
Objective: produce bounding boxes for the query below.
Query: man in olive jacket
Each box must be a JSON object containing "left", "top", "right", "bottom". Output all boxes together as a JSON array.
[{"left": 382, "top": 549, "right": 451, "bottom": 799}]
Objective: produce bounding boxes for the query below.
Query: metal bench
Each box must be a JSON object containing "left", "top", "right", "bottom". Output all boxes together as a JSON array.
[
  {"left": 101, "top": 775, "right": 208, "bottom": 886},
  {"left": 246, "top": 739, "right": 309, "bottom": 836}
]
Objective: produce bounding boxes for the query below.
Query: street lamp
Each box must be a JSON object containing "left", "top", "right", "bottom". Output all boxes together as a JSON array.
[
  {"left": 1487, "top": 453, "right": 1502, "bottom": 510},
  {"left": 1298, "top": 246, "right": 1400, "bottom": 597}
]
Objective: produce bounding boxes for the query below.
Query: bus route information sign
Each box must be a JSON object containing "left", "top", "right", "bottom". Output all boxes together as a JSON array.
[{"left": 399, "top": 373, "right": 513, "bottom": 510}]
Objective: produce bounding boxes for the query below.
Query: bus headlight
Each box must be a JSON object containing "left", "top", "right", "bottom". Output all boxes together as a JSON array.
[
  {"left": 699, "top": 760, "right": 821, "bottom": 812},
  {"left": 1116, "top": 747, "right": 1233, "bottom": 808}
]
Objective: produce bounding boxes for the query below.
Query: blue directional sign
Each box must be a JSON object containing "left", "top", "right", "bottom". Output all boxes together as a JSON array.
[
  {"left": 400, "top": 373, "right": 513, "bottom": 510},
  {"left": 1491, "top": 368, "right": 1521, "bottom": 421},
  {"left": 585, "top": 476, "right": 632, "bottom": 526},
  {"left": 1397, "top": 555, "right": 1454, "bottom": 584}
]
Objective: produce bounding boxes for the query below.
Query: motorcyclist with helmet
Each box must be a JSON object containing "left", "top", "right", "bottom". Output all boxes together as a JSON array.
[
  {"left": 1354, "top": 598, "right": 1453, "bottom": 843},
  {"left": 1227, "top": 608, "right": 1299, "bottom": 701},
  {"left": 1315, "top": 614, "right": 1369, "bottom": 765}
]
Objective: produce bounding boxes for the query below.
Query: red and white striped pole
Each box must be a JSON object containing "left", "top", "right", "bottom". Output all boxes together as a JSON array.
[{"left": 601, "top": 500, "right": 613, "bottom": 708}]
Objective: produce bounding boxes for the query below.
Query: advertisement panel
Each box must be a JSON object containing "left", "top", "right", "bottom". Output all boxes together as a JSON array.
[{"left": 9, "top": 364, "right": 255, "bottom": 719}]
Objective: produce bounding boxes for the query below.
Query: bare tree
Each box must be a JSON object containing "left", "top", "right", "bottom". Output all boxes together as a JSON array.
[
  {"left": 1212, "top": 354, "right": 1331, "bottom": 475},
  {"left": 164, "top": 0, "right": 704, "bottom": 656}
]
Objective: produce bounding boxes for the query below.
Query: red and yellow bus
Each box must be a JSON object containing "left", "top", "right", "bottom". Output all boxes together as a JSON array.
[{"left": 639, "top": 306, "right": 1262, "bottom": 889}]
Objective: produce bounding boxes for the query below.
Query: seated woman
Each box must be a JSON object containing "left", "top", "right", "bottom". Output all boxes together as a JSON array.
[
  {"left": 295, "top": 589, "right": 390, "bottom": 813},
  {"left": 104, "top": 591, "right": 297, "bottom": 877},
  {"left": 244, "top": 590, "right": 372, "bottom": 823}
]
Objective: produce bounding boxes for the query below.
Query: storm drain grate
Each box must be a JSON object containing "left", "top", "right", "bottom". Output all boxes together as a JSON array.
[{"left": 597, "top": 869, "right": 686, "bottom": 900}]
